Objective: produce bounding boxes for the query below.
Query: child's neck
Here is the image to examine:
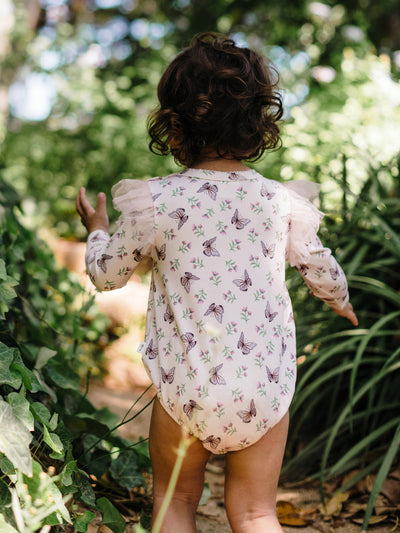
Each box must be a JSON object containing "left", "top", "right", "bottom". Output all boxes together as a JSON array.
[{"left": 190, "top": 157, "right": 249, "bottom": 172}]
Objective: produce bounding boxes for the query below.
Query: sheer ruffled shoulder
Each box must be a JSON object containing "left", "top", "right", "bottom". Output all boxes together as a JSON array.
[
  {"left": 111, "top": 179, "right": 155, "bottom": 255},
  {"left": 284, "top": 180, "right": 325, "bottom": 267}
]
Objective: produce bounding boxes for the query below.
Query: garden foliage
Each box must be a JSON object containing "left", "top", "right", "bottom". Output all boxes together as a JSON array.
[{"left": 0, "top": 179, "right": 150, "bottom": 532}]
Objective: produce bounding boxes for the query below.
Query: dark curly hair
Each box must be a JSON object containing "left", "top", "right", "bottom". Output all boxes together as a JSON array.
[{"left": 147, "top": 33, "right": 284, "bottom": 167}]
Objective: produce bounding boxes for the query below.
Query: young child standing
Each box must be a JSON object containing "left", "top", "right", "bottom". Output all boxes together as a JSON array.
[{"left": 76, "top": 33, "right": 358, "bottom": 533}]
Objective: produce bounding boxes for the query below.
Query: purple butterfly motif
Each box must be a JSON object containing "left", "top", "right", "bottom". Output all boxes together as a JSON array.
[
  {"left": 164, "top": 304, "right": 174, "bottom": 323},
  {"left": 169, "top": 208, "right": 188, "bottom": 230},
  {"left": 145, "top": 339, "right": 158, "bottom": 359},
  {"left": 233, "top": 269, "right": 252, "bottom": 291},
  {"left": 152, "top": 192, "right": 162, "bottom": 201},
  {"left": 265, "top": 302, "right": 278, "bottom": 323},
  {"left": 209, "top": 363, "right": 226, "bottom": 385},
  {"left": 202, "top": 237, "right": 220, "bottom": 257},
  {"left": 183, "top": 400, "right": 203, "bottom": 420},
  {"left": 330, "top": 266, "right": 339, "bottom": 280},
  {"left": 181, "top": 332, "right": 197, "bottom": 353},
  {"left": 237, "top": 332, "right": 257, "bottom": 355},
  {"left": 202, "top": 435, "right": 221, "bottom": 449},
  {"left": 204, "top": 303, "right": 224, "bottom": 324},
  {"left": 197, "top": 182, "right": 218, "bottom": 200},
  {"left": 156, "top": 244, "right": 166, "bottom": 260},
  {"left": 266, "top": 366, "right": 280, "bottom": 383},
  {"left": 261, "top": 241, "right": 276, "bottom": 259},
  {"left": 97, "top": 254, "right": 113, "bottom": 273},
  {"left": 297, "top": 264, "right": 309, "bottom": 275},
  {"left": 161, "top": 367, "right": 175, "bottom": 384},
  {"left": 132, "top": 248, "right": 143, "bottom": 262},
  {"left": 180, "top": 271, "right": 200, "bottom": 293},
  {"left": 229, "top": 172, "right": 240, "bottom": 181},
  {"left": 231, "top": 208, "right": 250, "bottom": 230},
  {"left": 236, "top": 399, "right": 256, "bottom": 423},
  {"left": 281, "top": 337, "right": 287, "bottom": 356},
  {"left": 90, "top": 233, "right": 108, "bottom": 243},
  {"left": 260, "top": 183, "right": 276, "bottom": 199}
]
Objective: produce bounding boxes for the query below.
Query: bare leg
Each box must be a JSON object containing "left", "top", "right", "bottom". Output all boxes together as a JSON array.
[
  {"left": 224, "top": 411, "right": 289, "bottom": 533},
  {"left": 149, "top": 397, "right": 211, "bottom": 533}
]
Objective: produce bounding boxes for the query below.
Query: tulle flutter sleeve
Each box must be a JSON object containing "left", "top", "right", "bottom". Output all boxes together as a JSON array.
[
  {"left": 284, "top": 180, "right": 325, "bottom": 267},
  {"left": 85, "top": 179, "right": 155, "bottom": 291}
]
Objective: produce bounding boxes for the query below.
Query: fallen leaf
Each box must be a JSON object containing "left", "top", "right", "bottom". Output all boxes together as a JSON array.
[
  {"left": 321, "top": 491, "right": 350, "bottom": 517},
  {"left": 277, "top": 500, "right": 312, "bottom": 526},
  {"left": 381, "top": 477, "right": 400, "bottom": 505},
  {"left": 352, "top": 514, "right": 389, "bottom": 525}
]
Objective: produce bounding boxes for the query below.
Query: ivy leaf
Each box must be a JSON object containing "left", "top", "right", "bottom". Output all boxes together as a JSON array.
[
  {"left": 0, "top": 345, "right": 20, "bottom": 388},
  {"left": 35, "top": 347, "right": 57, "bottom": 370},
  {"left": 43, "top": 425, "right": 64, "bottom": 455},
  {"left": 74, "top": 511, "right": 96, "bottom": 532},
  {"left": 97, "top": 497, "right": 126, "bottom": 533},
  {"left": 109, "top": 450, "right": 144, "bottom": 490},
  {"left": 30, "top": 402, "right": 52, "bottom": 426},
  {"left": 7, "top": 392, "right": 34, "bottom": 432},
  {"left": 0, "top": 399, "right": 32, "bottom": 477}
]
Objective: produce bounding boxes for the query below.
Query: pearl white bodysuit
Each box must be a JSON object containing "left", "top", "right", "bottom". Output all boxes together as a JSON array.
[{"left": 85, "top": 169, "right": 349, "bottom": 453}]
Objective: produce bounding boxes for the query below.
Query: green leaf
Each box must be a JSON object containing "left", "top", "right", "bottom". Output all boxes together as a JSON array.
[
  {"left": 0, "top": 399, "right": 32, "bottom": 477},
  {"left": 97, "top": 497, "right": 126, "bottom": 533},
  {"left": 74, "top": 511, "right": 96, "bottom": 532},
  {"left": 0, "top": 345, "right": 20, "bottom": 388},
  {"left": 30, "top": 402, "right": 52, "bottom": 426},
  {"left": 0, "top": 513, "right": 18, "bottom": 533},
  {"left": 35, "top": 347, "right": 57, "bottom": 370},
  {"left": 43, "top": 425, "right": 64, "bottom": 454},
  {"left": 46, "top": 361, "right": 80, "bottom": 390},
  {"left": 74, "top": 472, "right": 96, "bottom": 507},
  {"left": 109, "top": 450, "right": 144, "bottom": 490},
  {"left": 60, "top": 460, "right": 78, "bottom": 487},
  {"left": 7, "top": 392, "right": 34, "bottom": 432},
  {"left": 0, "top": 456, "right": 16, "bottom": 481}
]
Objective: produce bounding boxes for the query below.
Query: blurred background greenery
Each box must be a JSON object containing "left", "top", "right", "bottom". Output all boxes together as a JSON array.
[{"left": 0, "top": 1, "right": 399, "bottom": 531}]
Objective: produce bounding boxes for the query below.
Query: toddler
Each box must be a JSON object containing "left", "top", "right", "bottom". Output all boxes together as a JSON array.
[{"left": 76, "top": 33, "right": 358, "bottom": 533}]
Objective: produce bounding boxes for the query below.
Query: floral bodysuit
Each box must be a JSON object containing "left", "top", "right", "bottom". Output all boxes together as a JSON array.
[{"left": 85, "top": 168, "right": 349, "bottom": 453}]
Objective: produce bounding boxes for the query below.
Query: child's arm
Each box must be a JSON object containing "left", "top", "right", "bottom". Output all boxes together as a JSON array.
[
  {"left": 285, "top": 182, "right": 358, "bottom": 326},
  {"left": 76, "top": 181, "right": 155, "bottom": 291}
]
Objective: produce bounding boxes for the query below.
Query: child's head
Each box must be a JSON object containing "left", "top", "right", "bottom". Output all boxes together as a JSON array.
[{"left": 148, "top": 33, "right": 283, "bottom": 167}]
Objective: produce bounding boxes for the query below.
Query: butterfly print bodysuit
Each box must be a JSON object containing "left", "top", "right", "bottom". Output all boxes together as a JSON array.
[{"left": 85, "top": 169, "right": 349, "bottom": 453}]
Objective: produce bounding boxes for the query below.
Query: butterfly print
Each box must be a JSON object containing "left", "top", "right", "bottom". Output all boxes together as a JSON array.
[
  {"left": 164, "top": 304, "right": 174, "bottom": 323},
  {"left": 209, "top": 363, "right": 226, "bottom": 385},
  {"left": 90, "top": 233, "right": 108, "bottom": 242},
  {"left": 264, "top": 302, "right": 278, "bottom": 322},
  {"left": 180, "top": 271, "right": 200, "bottom": 293},
  {"left": 260, "top": 183, "right": 276, "bottom": 199},
  {"left": 132, "top": 248, "right": 143, "bottom": 262},
  {"left": 298, "top": 264, "right": 309, "bottom": 275},
  {"left": 183, "top": 400, "right": 203, "bottom": 420},
  {"left": 231, "top": 208, "right": 250, "bottom": 230},
  {"left": 156, "top": 244, "right": 166, "bottom": 260},
  {"left": 197, "top": 182, "right": 218, "bottom": 200},
  {"left": 281, "top": 337, "right": 287, "bottom": 356},
  {"left": 237, "top": 332, "right": 257, "bottom": 355},
  {"left": 237, "top": 399, "right": 256, "bottom": 423},
  {"left": 145, "top": 339, "right": 158, "bottom": 359},
  {"left": 266, "top": 366, "right": 280, "bottom": 383},
  {"left": 229, "top": 172, "right": 240, "bottom": 180},
  {"left": 152, "top": 192, "right": 162, "bottom": 201},
  {"left": 204, "top": 303, "right": 224, "bottom": 324},
  {"left": 181, "top": 332, "right": 197, "bottom": 353},
  {"left": 202, "top": 237, "right": 220, "bottom": 257},
  {"left": 97, "top": 254, "right": 113, "bottom": 273},
  {"left": 330, "top": 266, "right": 339, "bottom": 280},
  {"left": 261, "top": 241, "right": 276, "bottom": 259},
  {"left": 233, "top": 269, "right": 252, "bottom": 291},
  {"left": 161, "top": 367, "right": 175, "bottom": 384},
  {"left": 168, "top": 208, "right": 188, "bottom": 229},
  {"left": 202, "top": 435, "right": 221, "bottom": 449}
]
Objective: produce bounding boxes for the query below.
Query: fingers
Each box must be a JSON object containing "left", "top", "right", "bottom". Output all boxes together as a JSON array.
[{"left": 76, "top": 187, "right": 95, "bottom": 217}]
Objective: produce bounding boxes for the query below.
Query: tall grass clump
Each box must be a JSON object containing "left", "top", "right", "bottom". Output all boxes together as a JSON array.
[{"left": 283, "top": 158, "right": 400, "bottom": 529}]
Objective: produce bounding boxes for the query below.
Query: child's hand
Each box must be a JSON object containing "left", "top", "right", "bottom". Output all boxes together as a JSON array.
[
  {"left": 76, "top": 187, "right": 109, "bottom": 234},
  {"left": 332, "top": 302, "right": 359, "bottom": 326}
]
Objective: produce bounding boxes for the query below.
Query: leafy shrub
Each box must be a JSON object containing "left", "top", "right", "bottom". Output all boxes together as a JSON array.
[
  {"left": 0, "top": 178, "right": 151, "bottom": 532},
  {"left": 283, "top": 159, "right": 400, "bottom": 529}
]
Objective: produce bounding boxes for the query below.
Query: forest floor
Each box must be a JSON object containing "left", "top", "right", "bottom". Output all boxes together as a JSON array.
[{"left": 52, "top": 241, "right": 399, "bottom": 533}]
